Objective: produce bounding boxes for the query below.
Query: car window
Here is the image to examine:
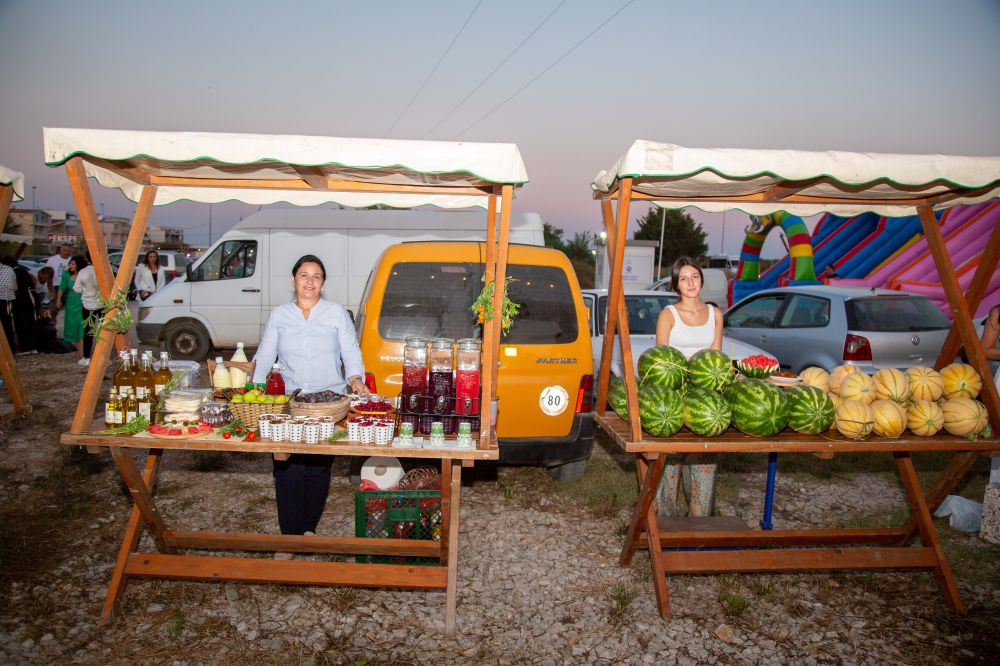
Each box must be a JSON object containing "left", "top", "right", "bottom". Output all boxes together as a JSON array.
[
  {"left": 582, "top": 294, "right": 595, "bottom": 336},
  {"left": 597, "top": 294, "right": 677, "bottom": 335},
  {"left": 777, "top": 295, "right": 830, "bottom": 328},
  {"left": 725, "top": 295, "right": 786, "bottom": 328},
  {"left": 193, "top": 240, "right": 257, "bottom": 281},
  {"left": 846, "top": 297, "right": 950, "bottom": 332},
  {"left": 378, "top": 262, "right": 579, "bottom": 344}
]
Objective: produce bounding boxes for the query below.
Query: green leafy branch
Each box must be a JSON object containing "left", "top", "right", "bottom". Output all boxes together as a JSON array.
[
  {"left": 471, "top": 275, "right": 520, "bottom": 335},
  {"left": 95, "top": 415, "right": 149, "bottom": 435},
  {"left": 85, "top": 287, "right": 133, "bottom": 337}
]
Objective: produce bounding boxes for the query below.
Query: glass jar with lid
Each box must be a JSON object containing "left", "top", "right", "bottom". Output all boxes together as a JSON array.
[
  {"left": 428, "top": 338, "right": 455, "bottom": 415},
  {"left": 401, "top": 336, "right": 428, "bottom": 413},
  {"left": 455, "top": 338, "right": 482, "bottom": 416}
]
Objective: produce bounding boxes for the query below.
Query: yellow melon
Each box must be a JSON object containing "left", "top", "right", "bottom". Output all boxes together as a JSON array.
[
  {"left": 835, "top": 400, "right": 874, "bottom": 440},
  {"left": 941, "top": 398, "right": 989, "bottom": 437},
  {"left": 840, "top": 372, "right": 875, "bottom": 404},
  {"left": 939, "top": 363, "right": 983, "bottom": 400},
  {"left": 906, "top": 365, "right": 944, "bottom": 402},
  {"left": 829, "top": 364, "right": 860, "bottom": 394},
  {"left": 871, "top": 399, "right": 907, "bottom": 438},
  {"left": 799, "top": 367, "right": 830, "bottom": 393},
  {"left": 826, "top": 392, "right": 841, "bottom": 430},
  {"left": 907, "top": 399, "right": 944, "bottom": 437},
  {"left": 873, "top": 368, "right": 909, "bottom": 405}
]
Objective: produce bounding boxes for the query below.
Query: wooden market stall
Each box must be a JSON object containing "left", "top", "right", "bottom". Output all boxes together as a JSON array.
[
  {"left": 46, "top": 127, "right": 528, "bottom": 632},
  {"left": 0, "top": 165, "right": 32, "bottom": 420},
  {"left": 590, "top": 140, "right": 1000, "bottom": 619}
]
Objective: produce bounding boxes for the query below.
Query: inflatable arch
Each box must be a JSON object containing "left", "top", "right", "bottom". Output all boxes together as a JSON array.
[{"left": 730, "top": 211, "right": 819, "bottom": 305}]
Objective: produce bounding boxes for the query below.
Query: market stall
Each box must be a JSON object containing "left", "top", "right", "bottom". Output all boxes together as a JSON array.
[
  {"left": 0, "top": 165, "right": 31, "bottom": 420},
  {"left": 47, "top": 127, "right": 528, "bottom": 632},
  {"left": 591, "top": 140, "right": 1000, "bottom": 619}
]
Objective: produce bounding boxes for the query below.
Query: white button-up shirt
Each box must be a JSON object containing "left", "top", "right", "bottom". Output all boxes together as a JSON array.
[{"left": 251, "top": 300, "right": 364, "bottom": 393}]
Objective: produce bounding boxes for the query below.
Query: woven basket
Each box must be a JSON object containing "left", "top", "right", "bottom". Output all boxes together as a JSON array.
[
  {"left": 207, "top": 359, "right": 257, "bottom": 398},
  {"left": 290, "top": 396, "right": 350, "bottom": 422},
  {"left": 228, "top": 401, "right": 288, "bottom": 430}
]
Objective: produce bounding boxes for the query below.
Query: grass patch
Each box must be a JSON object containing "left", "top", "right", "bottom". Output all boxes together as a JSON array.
[
  {"left": 941, "top": 534, "right": 1000, "bottom": 588},
  {"left": 551, "top": 455, "right": 636, "bottom": 517},
  {"left": 719, "top": 590, "right": 750, "bottom": 617},
  {"left": 609, "top": 582, "right": 638, "bottom": 621}
]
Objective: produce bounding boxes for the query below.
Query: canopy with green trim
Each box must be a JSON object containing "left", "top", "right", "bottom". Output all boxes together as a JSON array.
[
  {"left": 43, "top": 128, "right": 528, "bottom": 209},
  {"left": 0, "top": 165, "right": 25, "bottom": 202},
  {"left": 591, "top": 140, "right": 1000, "bottom": 217}
]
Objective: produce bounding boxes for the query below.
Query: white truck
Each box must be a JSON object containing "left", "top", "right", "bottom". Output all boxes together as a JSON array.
[{"left": 136, "top": 208, "right": 544, "bottom": 359}]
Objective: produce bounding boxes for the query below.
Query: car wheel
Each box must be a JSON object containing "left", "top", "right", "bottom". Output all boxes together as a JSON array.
[
  {"left": 164, "top": 320, "right": 211, "bottom": 360},
  {"left": 546, "top": 458, "right": 588, "bottom": 483}
]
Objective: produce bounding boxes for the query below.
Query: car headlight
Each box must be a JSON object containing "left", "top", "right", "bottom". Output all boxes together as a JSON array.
[{"left": 138, "top": 307, "right": 151, "bottom": 321}]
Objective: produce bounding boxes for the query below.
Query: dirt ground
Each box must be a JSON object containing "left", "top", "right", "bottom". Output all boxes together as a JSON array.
[{"left": 0, "top": 351, "right": 998, "bottom": 665}]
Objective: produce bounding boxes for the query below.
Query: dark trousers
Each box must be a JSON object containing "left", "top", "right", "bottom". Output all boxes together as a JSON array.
[
  {"left": 80, "top": 307, "right": 102, "bottom": 358},
  {"left": 0, "top": 301, "right": 13, "bottom": 350},
  {"left": 272, "top": 454, "right": 333, "bottom": 535},
  {"left": 12, "top": 301, "right": 36, "bottom": 352}
]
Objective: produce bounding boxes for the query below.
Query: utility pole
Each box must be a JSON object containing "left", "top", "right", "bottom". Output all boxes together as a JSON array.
[
  {"left": 657, "top": 206, "right": 666, "bottom": 280},
  {"left": 208, "top": 203, "right": 213, "bottom": 245}
]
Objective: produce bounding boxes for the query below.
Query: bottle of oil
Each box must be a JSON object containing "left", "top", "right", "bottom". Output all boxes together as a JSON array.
[
  {"left": 154, "top": 351, "right": 172, "bottom": 398},
  {"left": 129, "top": 349, "right": 140, "bottom": 397},
  {"left": 135, "top": 353, "right": 155, "bottom": 403},
  {"left": 136, "top": 388, "right": 152, "bottom": 422},
  {"left": 105, "top": 388, "right": 121, "bottom": 428},
  {"left": 121, "top": 386, "right": 138, "bottom": 424},
  {"left": 113, "top": 351, "right": 133, "bottom": 395}
]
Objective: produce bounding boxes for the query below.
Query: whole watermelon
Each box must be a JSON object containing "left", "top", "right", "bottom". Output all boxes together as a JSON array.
[
  {"left": 608, "top": 376, "right": 630, "bottom": 418},
  {"left": 688, "top": 349, "right": 735, "bottom": 392},
  {"left": 724, "top": 379, "right": 789, "bottom": 437},
  {"left": 638, "top": 385, "right": 683, "bottom": 437},
  {"left": 683, "top": 386, "right": 731, "bottom": 437},
  {"left": 785, "top": 385, "right": 835, "bottom": 434},
  {"left": 638, "top": 345, "right": 688, "bottom": 390}
]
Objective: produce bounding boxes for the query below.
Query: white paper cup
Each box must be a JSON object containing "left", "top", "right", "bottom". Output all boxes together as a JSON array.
[
  {"left": 374, "top": 422, "right": 394, "bottom": 446},
  {"left": 304, "top": 422, "right": 320, "bottom": 444},
  {"left": 269, "top": 420, "right": 287, "bottom": 442},
  {"left": 287, "top": 421, "right": 304, "bottom": 443},
  {"left": 258, "top": 415, "right": 273, "bottom": 440}
]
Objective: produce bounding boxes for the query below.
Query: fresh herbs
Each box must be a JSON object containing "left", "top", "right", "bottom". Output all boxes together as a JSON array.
[
  {"left": 84, "top": 287, "right": 133, "bottom": 338},
  {"left": 471, "top": 274, "right": 520, "bottom": 335},
  {"left": 96, "top": 415, "right": 150, "bottom": 435},
  {"left": 328, "top": 429, "right": 349, "bottom": 441},
  {"left": 218, "top": 419, "right": 250, "bottom": 439}
]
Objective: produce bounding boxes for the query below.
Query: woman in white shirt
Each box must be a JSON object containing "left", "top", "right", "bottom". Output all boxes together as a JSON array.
[
  {"left": 72, "top": 257, "right": 103, "bottom": 367},
  {"left": 654, "top": 257, "right": 723, "bottom": 518},
  {"left": 133, "top": 251, "right": 166, "bottom": 302}
]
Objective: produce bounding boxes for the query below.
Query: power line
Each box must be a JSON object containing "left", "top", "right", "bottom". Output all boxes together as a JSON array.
[
  {"left": 384, "top": 0, "right": 484, "bottom": 138},
  {"left": 420, "top": 0, "right": 568, "bottom": 140},
  {"left": 450, "top": 0, "right": 635, "bottom": 140}
]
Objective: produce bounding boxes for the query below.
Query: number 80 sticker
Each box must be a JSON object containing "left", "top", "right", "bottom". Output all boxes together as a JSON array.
[{"left": 539, "top": 385, "right": 569, "bottom": 416}]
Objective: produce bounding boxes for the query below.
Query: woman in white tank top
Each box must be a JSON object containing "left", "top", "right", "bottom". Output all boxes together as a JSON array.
[{"left": 654, "top": 258, "right": 724, "bottom": 518}]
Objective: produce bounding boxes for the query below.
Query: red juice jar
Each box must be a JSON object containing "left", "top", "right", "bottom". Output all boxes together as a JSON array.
[
  {"left": 265, "top": 364, "right": 285, "bottom": 395},
  {"left": 455, "top": 338, "right": 481, "bottom": 415},
  {"left": 428, "top": 338, "right": 454, "bottom": 415},
  {"left": 401, "top": 336, "right": 428, "bottom": 413}
]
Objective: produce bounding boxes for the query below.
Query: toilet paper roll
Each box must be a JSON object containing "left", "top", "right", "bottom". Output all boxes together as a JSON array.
[{"left": 360, "top": 456, "right": 404, "bottom": 490}]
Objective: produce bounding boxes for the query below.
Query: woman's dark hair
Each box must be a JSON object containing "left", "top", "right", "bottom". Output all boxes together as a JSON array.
[
  {"left": 0, "top": 257, "right": 15, "bottom": 268},
  {"left": 143, "top": 250, "right": 159, "bottom": 268},
  {"left": 71, "top": 255, "right": 88, "bottom": 272},
  {"left": 670, "top": 256, "right": 703, "bottom": 292},
  {"left": 292, "top": 254, "right": 326, "bottom": 281}
]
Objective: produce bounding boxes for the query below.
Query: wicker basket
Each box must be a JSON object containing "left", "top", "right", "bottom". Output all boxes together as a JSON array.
[
  {"left": 290, "top": 396, "right": 351, "bottom": 422},
  {"left": 227, "top": 401, "right": 288, "bottom": 430},
  {"left": 207, "top": 359, "right": 257, "bottom": 398}
]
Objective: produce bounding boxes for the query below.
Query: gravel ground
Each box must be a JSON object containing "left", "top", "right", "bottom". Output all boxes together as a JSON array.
[{"left": 0, "top": 352, "right": 997, "bottom": 665}]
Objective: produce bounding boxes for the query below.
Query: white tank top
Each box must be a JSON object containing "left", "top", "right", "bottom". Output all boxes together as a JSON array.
[{"left": 666, "top": 304, "right": 715, "bottom": 359}]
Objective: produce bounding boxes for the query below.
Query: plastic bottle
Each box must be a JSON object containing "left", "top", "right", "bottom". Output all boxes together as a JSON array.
[
  {"left": 229, "top": 343, "right": 248, "bottom": 386},
  {"left": 265, "top": 363, "right": 285, "bottom": 395},
  {"left": 231, "top": 342, "right": 248, "bottom": 362},
  {"left": 212, "top": 356, "right": 232, "bottom": 389}
]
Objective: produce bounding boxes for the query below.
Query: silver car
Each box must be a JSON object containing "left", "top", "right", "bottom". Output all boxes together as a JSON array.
[{"left": 723, "top": 285, "right": 952, "bottom": 373}]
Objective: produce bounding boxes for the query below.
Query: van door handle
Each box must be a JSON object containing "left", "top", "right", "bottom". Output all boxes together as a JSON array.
[{"left": 242, "top": 288, "right": 260, "bottom": 293}]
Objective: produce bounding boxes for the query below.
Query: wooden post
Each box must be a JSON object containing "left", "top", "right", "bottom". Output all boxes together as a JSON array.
[
  {"left": 0, "top": 185, "right": 14, "bottom": 228},
  {"left": 443, "top": 459, "right": 462, "bottom": 634},
  {"left": 0, "top": 184, "right": 30, "bottom": 418},
  {"left": 480, "top": 193, "right": 498, "bottom": 450},
  {"left": 917, "top": 205, "right": 1000, "bottom": 431}
]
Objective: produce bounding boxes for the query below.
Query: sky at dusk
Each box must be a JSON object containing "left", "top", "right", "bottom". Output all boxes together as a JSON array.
[{"left": 2, "top": 0, "right": 999, "bottom": 258}]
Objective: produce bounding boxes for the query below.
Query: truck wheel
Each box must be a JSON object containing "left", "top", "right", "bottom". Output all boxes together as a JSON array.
[
  {"left": 164, "top": 321, "right": 211, "bottom": 360},
  {"left": 547, "top": 458, "right": 588, "bottom": 483}
]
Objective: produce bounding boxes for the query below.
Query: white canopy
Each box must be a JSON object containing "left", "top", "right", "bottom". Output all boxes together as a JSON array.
[
  {"left": 592, "top": 140, "right": 1000, "bottom": 217},
  {"left": 43, "top": 128, "right": 528, "bottom": 209},
  {"left": 0, "top": 165, "right": 25, "bottom": 202}
]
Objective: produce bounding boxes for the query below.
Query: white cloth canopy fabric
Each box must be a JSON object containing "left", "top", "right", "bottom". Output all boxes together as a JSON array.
[
  {"left": 0, "top": 165, "right": 25, "bottom": 202},
  {"left": 43, "top": 128, "right": 527, "bottom": 208},
  {"left": 592, "top": 140, "right": 1000, "bottom": 217}
]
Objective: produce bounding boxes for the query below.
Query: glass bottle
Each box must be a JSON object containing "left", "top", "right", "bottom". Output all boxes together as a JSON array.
[
  {"left": 105, "top": 388, "right": 120, "bottom": 427},
  {"left": 154, "top": 351, "right": 172, "bottom": 398},
  {"left": 455, "top": 339, "right": 482, "bottom": 417},
  {"left": 265, "top": 363, "right": 285, "bottom": 395},
  {"left": 135, "top": 353, "right": 156, "bottom": 402},
  {"left": 137, "top": 388, "right": 152, "bottom": 422},
  {"left": 401, "top": 336, "right": 428, "bottom": 413},
  {"left": 428, "top": 338, "right": 455, "bottom": 415},
  {"left": 129, "top": 349, "right": 140, "bottom": 397},
  {"left": 122, "top": 387, "right": 138, "bottom": 424},
  {"left": 113, "top": 351, "right": 133, "bottom": 395}
]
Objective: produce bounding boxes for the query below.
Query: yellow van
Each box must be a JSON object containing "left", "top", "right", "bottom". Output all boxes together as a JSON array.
[{"left": 356, "top": 241, "right": 594, "bottom": 481}]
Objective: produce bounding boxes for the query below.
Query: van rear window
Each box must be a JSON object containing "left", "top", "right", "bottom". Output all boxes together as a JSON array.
[{"left": 379, "top": 262, "right": 578, "bottom": 344}]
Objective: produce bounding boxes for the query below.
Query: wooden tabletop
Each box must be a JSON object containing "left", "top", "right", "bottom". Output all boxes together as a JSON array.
[
  {"left": 60, "top": 430, "right": 500, "bottom": 461},
  {"left": 595, "top": 411, "right": 1000, "bottom": 454}
]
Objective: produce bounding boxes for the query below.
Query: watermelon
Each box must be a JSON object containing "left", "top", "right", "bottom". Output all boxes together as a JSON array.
[
  {"left": 785, "top": 385, "right": 835, "bottom": 434},
  {"left": 724, "top": 379, "right": 789, "bottom": 437},
  {"left": 638, "top": 385, "right": 683, "bottom": 437},
  {"left": 683, "top": 386, "right": 731, "bottom": 436},
  {"left": 608, "top": 376, "right": 630, "bottom": 417},
  {"left": 638, "top": 345, "right": 688, "bottom": 390},
  {"left": 688, "top": 349, "right": 735, "bottom": 392}
]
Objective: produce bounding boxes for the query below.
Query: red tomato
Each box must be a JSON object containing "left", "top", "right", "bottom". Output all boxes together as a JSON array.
[
  {"left": 245, "top": 432, "right": 257, "bottom": 441},
  {"left": 222, "top": 432, "right": 232, "bottom": 440}
]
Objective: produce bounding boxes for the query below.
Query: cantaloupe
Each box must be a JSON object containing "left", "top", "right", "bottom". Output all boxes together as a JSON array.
[
  {"left": 906, "top": 366, "right": 944, "bottom": 402},
  {"left": 799, "top": 367, "right": 830, "bottom": 393},
  {"left": 873, "top": 368, "right": 909, "bottom": 405},
  {"left": 871, "top": 399, "right": 906, "bottom": 438},
  {"left": 835, "top": 400, "right": 874, "bottom": 440},
  {"left": 840, "top": 372, "right": 876, "bottom": 405},
  {"left": 907, "top": 399, "right": 944, "bottom": 437},
  {"left": 829, "top": 365, "right": 860, "bottom": 394},
  {"left": 826, "top": 392, "right": 842, "bottom": 430},
  {"left": 941, "top": 398, "right": 989, "bottom": 437},
  {"left": 939, "top": 363, "right": 982, "bottom": 400}
]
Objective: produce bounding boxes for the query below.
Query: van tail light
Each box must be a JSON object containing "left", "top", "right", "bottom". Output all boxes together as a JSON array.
[
  {"left": 364, "top": 372, "right": 377, "bottom": 394},
  {"left": 576, "top": 374, "right": 594, "bottom": 413},
  {"left": 843, "top": 334, "right": 872, "bottom": 362}
]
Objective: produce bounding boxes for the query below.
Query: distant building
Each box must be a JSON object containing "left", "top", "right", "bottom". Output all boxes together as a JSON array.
[
  {"left": 146, "top": 225, "right": 185, "bottom": 249},
  {"left": 5, "top": 208, "right": 84, "bottom": 249}
]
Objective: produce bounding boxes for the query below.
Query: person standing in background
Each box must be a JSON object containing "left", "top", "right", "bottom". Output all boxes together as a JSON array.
[
  {"left": 0, "top": 260, "right": 15, "bottom": 348},
  {"left": 35, "top": 266, "right": 56, "bottom": 317},
  {"left": 5, "top": 258, "right": 38, "bottom": 354},
  {"left": 133, "top": 250, "right": 166, "bottom": 302},
  {"left": 45, "top": 244, "right": 73, "bottom": 279},
  {"left": 58, "top": 256, "right": 85, "bottom": 363}
]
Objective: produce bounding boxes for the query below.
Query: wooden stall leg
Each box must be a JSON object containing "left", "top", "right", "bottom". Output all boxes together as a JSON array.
[
  {"left": 0, "top": 324, "right": 29, "bottom": 418},
  {"left": 100, "top": 449, "right": 162, "bottom": 624},
  {"left": 621, "top": 453, "right": 664, "bottom": 566},
  {"left": 441, "top": 459, "right": 462, "bottom": 634},
  {"left": 893, "top": 452, "right": 964, "bottom": 613},
  {"left": 110, "top": 447, "right": 174, "bottom": 555},
  {"left": 642, "top": 459, "right": 672, "bottom": 620},
  {"left": 899, "top": 451, "right": 980, "bottom": 546}
]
